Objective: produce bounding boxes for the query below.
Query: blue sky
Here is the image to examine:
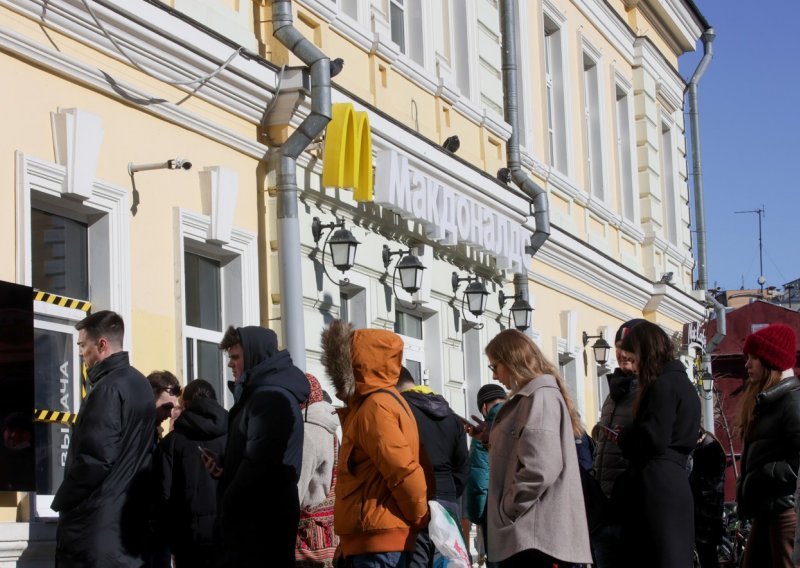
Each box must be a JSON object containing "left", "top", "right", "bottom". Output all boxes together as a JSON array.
[{"left": 678, "top": 1, "right": 800, "bottom": 292}]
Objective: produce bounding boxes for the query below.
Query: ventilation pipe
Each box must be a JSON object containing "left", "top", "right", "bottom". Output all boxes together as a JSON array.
[
  {"left": 686, "top": 27, "right": 721, "bottom": 433},
  {"left": 269, "top": 0, "right": 332, "bottom": 370}
]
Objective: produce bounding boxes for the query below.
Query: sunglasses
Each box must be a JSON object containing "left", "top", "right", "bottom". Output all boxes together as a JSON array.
[
  {"left": 160, "top": 386, "right": 182, "bottom": 397},
  {"left": 488, "top": 364, "right": 497, "bottom": 373}
]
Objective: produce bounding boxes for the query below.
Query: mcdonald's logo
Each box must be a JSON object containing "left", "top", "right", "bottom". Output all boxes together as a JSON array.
[{"left": 322, "top": 103, "right": 373, "bottom": 202}]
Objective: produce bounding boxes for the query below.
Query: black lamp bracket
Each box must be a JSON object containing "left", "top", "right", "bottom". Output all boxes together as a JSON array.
[
  {"left": 312, "top": 216, "right": 350, "bottom": 287},
  {"left": 452, "top": 272, "right": 484, "bottom": 330}
]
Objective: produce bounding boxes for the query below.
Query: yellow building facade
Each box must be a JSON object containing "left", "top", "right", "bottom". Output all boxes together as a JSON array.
[{"left": 0, "top": 0, "right": 709, "bottom": 562}]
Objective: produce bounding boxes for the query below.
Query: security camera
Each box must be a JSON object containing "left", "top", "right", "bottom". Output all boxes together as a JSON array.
[
  {"left": 128, "top": 158, "right": 193, "bottom": 175},
  {"left": 168, "top": 158, "right": 192, "bottom": 171}
]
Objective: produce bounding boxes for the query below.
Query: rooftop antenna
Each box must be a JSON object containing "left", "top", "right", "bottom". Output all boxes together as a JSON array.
[{"left": 735, "top": 206, "right": 766, "bottom": 294}]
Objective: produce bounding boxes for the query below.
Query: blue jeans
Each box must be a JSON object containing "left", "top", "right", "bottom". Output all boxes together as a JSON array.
[{"left": 350, "top": 551, "right": 409, "bottom": 568}]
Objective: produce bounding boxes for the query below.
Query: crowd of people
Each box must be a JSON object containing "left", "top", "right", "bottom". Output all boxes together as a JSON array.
[{"left": 51, "top": 310, "right": 800, "bottom": 567}]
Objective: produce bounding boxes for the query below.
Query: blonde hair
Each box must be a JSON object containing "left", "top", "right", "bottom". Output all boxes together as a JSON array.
[
  {"left": 737, "top": 358, "right": 783, "bottom": 440},
  {"left": 485, "top": 329, "right": 582, "bottom": 437}
]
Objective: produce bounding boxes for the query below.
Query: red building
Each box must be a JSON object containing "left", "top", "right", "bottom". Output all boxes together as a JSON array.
[{"left": 705, "top": 301, "right": 800, "bottom": 501}]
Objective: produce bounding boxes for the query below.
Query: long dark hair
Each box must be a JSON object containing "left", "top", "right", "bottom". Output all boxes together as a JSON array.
[{"left": 619, "top": 321, "right": 675, "bottom": 416}]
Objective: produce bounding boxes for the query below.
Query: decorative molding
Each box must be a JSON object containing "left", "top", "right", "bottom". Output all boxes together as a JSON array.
[
  {"left": 2, "top": 0, "right": 279, "bottom": 122},
  {"left": 0, "top": 21, "right": 269, "bottom": 159},
  {"left": 16, "top": 151, "right": 132, "bottom": 347},
  {"left": 199, "top": 166, "right": 240, "bottom": 245},
  {"left": 50, "top": 107, "right": 104, "bottom": 201},
  {"left": 572, "top": 0, "right": 635, "bottom": 64}
]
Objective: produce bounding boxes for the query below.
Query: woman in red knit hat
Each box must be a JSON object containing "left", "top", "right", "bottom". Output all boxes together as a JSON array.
[{"left": 736, "top": 323, "right": 800, "bottom": 568}]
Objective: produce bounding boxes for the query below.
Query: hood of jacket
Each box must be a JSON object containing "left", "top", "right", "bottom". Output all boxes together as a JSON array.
[
  {"left": 304, "top": 400, "right": 339, "bottom": 434},
  {"left": 237, "top": 326, "right": 309, "bottom": 405},
  {"left": 320, "top": 319, "right": 355, "bottom": 403},
  {"left": 350, "top": 329, "right": 403, "bottom": 399},
  {"left": 402, "top": 390, "right": 452, "bottom": 420},
  {"left": 174, "top": 397, "right": 228, "bottom": 441}
]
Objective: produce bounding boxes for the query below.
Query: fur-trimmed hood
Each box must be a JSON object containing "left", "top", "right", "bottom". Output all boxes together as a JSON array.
[{"left": 320, "top": 319, "right": 355, "bottom": 403}]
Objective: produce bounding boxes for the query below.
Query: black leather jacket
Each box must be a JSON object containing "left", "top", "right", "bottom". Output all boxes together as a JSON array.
[{"left": 737, "top": 376, "right": 800, "bottom": 519}]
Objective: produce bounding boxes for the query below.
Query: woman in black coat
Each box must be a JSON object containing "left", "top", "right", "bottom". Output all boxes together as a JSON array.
[
  {"left": 154, "top": 379, "right": 227, "bottom": 568},
  {"left": 616, "top": 321, "right": 701, "bottom": 568},
  {"left": 736, "top": 323, "right": 800, "bottom": 568}
]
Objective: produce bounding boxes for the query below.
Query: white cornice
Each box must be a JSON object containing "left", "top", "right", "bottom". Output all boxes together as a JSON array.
[
  {"left": 0, "top": 20, "right": 269, "bottom": 158},
  {"left": 537, "top": 229, "right": 704, "bottom": 323},
  {"left": 2, "top": 0, "right": 279, "bottom": 123},
  {"left": 634, "top": 37, "right": 686, "bottom": 106},
  {"left": 638, "top": 0, "right": 703, "bottom": 54},
  {"left": 571, "top": 0, "right": 636, "bottom": 65}
]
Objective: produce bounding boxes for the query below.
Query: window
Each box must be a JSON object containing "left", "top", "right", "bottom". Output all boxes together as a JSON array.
[
  {"left": 340, "top": 0, "right": 358, "bottom": 19},
  {"left": 615, "top": 85, "right": 635, "bottom": 220},
  {"left": 544, "top": 17, "right": 567, "bottom": 171},
  {"left": 389, "top": 0, "right": 424, "bottom": 66},
  {"left": 661, "top": 122, "right": 678, "bottom": 245},
  {"left": 178, "top": 209, "right": 259, "bottom": 409},
  {"left": 583, "top": 53, "right": 603, "bottom": 199},
  {"left": 340, "top": 286, "right": 367, "bottom": 329},
  {"left": 18, "top": 149, "right": 130, "bottom": 516},
  {"left": 395, "top": 310, "right": 423, "bottom": 339},
  {"left": 184, "top": 251, "right": 224, "bottom": 402},
  {"left": 453, "top": 0, "right": 471, "bottom": 98},
  {"left": 559, "top": 352, "right": 581, "bottom": 416}
]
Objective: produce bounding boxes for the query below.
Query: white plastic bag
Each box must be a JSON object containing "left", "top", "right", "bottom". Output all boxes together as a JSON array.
[{"left": 427, "top": 500, "right": 470, "bottom": 568}]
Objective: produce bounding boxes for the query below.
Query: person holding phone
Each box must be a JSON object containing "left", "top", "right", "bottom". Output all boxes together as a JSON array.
[
  {"left": 154, "top": 379, "right": 227, "bottom": 568},
  {"left": 465, "top": 384, "right": 507, "bottom": 568}
]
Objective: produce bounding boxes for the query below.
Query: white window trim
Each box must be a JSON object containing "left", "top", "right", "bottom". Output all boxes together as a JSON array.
[
  {"left": 580, "top": 39, "right": 609, "bottom": 205},
  {"left": 542, "top": 0, "right": 574, "bottom": 178},
  {"left": 659, "top": 115, "right": 680, "bottom": 246},
  {"left": 16, "top": 151, "right": 132, "bottom": 345},
  {"left": 176, "top": 208, "right": 259, "bottom": 387},
  {"left": 613, "top": 70, "right": 640, "bottom": 224}
]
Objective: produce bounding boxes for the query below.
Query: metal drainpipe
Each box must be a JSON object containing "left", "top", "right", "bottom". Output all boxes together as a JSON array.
[
  {"left": 270, "top": 0, "right": 332, "bottom": 371},
  {"left": 686, "top": 27, "right": 720, "bottom": 432},
  {"left": 499, "top": 0, "right": 550, "bottom": 328}
]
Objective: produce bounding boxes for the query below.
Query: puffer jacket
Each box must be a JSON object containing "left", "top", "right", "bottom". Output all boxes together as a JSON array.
[
  {"left": 154, "top": 397, "right": 227, "bottom": 559},
  {"left": 737, "top": 375, "right": 800, "bottom": 520},
  {"left": 591, "top": 369, "right": 638, "bottom": 499},
  {"left": 334, "top": 329, "right": 428, "bottom": 556},
  {"left": 401, "top": 386, "right": 469, "bottom": 502},
  {"left": 465, "top": 402, "right": 502, "bottom": 524}
]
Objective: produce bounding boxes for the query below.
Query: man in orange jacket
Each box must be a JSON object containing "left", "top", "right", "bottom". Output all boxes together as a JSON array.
[{"left": 331, "top": 327, "right": 428, "bottom": 568}]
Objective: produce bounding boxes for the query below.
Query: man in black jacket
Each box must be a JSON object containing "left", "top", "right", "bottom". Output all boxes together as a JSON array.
[
  {"left": 397, "top": 367, "right": 469, "bottom": 568},
  {"left": 53, "top": 310, "right": 155, "bottom": 567},
  {"left": 211, "top": 326, "right": 309, "bottom": 567}
]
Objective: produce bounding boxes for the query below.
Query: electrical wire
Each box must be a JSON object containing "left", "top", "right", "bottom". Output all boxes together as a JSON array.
[{"left": 79, "top": 0, "right": 242, "bottom": 88}]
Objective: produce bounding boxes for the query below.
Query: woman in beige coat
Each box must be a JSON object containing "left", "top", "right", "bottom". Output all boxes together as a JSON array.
[{"left": 484, "top": 329, "right": 592, "bottom": 567}]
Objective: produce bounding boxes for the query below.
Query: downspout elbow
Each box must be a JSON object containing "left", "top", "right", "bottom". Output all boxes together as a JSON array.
[
  {"left": 271, "top": 0, "right": 332, "bottom": 159},
  {"left": 687, "top": 28, "right": 716, "bottom": 90}
]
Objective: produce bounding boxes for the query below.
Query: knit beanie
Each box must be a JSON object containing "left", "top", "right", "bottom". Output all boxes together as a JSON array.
[
  {"left": 615, "top": 318, "right": 646, "bottom": 345},
  {"left": 477, "top": 384, "right": 507, "bottom": 408},
  {"left": 743, "top": 323, "right": 797, "bottom": 371}
]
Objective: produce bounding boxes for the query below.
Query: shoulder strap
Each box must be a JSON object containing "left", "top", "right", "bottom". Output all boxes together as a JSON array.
[{"left": 373, "top": 388, "right": 413, "bottom": 419}]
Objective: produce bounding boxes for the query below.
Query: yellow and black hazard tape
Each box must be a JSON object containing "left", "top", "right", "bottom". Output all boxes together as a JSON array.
[
  {"left": 33, "top": 289, "right": 91, "bottom": 312},
  {"left": 34, "top": 409, "right": 78, "bottom": 425}
]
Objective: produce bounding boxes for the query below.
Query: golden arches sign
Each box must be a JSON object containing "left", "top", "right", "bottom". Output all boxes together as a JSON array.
[{"left": 322, "top": 103, "right": 373, "bottom": 202}]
